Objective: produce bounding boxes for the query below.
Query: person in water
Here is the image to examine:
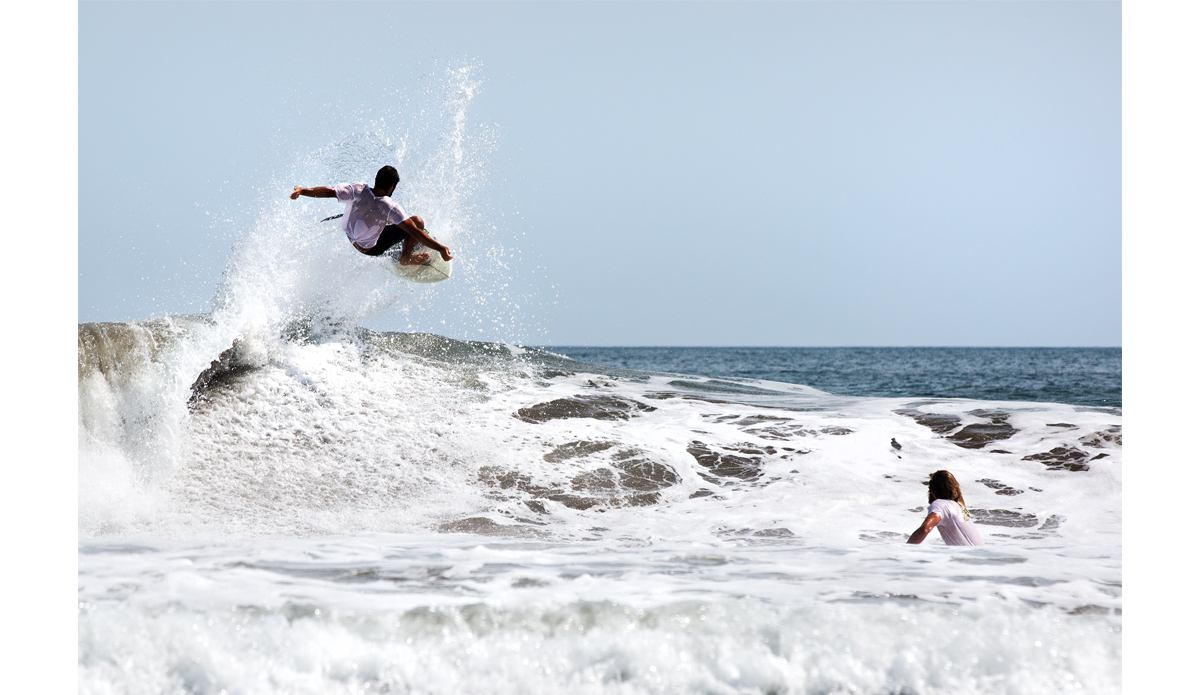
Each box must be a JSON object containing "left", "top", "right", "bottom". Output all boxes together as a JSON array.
[
  {"left": 907, "top": 469, "right": 984, "bottom": 546},
  {"left": 290, "top": 165, "right": 453, "bottom": 266}
]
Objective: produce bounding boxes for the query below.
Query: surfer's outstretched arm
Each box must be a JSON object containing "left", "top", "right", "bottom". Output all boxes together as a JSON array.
[
  {"left": 290, "top": 186, "right": 337, "bottom": 200},
  {"left": 400, "top": 216, "right": 453, "bottom": 262}
]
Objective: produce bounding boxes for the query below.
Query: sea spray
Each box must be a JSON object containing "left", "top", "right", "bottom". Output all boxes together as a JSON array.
[{"left": 78, "top": 65, "right": 523, "bottom": 533}]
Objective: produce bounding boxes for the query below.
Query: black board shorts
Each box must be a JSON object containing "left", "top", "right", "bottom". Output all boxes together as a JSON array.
[{"left": 360, "top": 225, "right": 411, "bottom": 257}]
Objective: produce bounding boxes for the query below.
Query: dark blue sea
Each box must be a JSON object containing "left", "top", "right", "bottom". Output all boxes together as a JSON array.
[{"left": 542, "top": 347, "right": 1121, "bottom": 409}]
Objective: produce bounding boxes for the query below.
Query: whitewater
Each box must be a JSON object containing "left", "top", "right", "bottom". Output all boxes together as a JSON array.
[{"left": 78, "top": 69, "right": 1120, "bottom": 695}]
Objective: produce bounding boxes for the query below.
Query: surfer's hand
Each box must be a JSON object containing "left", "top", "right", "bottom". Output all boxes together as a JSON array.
[{"left": 290, "top": 187, "right": 303, "bottom": 200}]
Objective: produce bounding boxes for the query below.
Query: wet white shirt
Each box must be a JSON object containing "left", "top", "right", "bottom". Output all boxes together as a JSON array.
[
  {"left": 333, "top": 182, "right": 409, "bottom": 249},
  {"left": 929, "top": 498, "right": 985, "bottom": 546}
]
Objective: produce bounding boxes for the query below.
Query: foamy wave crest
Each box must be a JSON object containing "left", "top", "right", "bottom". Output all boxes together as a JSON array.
[{"left": 80, "top": 320, "right": 1121, "bottom": 548}]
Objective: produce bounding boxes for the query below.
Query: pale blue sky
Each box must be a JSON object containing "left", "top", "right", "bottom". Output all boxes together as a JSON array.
[{"left": 80, "top": 1, "right": 1121, "bottom": 346}]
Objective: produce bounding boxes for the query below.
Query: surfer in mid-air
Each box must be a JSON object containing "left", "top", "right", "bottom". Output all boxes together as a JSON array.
[{"left": 290, "top": 165, "right": 453, "bottom": 266}]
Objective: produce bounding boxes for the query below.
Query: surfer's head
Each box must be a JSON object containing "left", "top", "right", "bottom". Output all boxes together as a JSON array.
[
  {"left": 375, "top": 166, "right": 400, "bottom": 194},
  {"left": 926, "top": 470, "right": 966, "bottom": 507}
]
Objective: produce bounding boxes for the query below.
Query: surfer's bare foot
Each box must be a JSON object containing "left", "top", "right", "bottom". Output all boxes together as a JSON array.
[
  {"left": 439, "top": 249, "right": 454, "bottom": 262},
  {"left": 399, "top": 252, "right": 431, "bottom": 266}
]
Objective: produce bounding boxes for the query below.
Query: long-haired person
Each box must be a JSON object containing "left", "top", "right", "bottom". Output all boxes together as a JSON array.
[{"left": 907, "top": 470, "right": 984, "bottom": 546}]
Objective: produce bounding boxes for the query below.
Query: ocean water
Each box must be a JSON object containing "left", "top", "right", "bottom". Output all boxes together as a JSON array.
[
  {"left": 79, "top": 71, "right": 1120, "bottom": 695},
  {"left": 546, "top": 347, "right": 1122, "bottom": 409}
]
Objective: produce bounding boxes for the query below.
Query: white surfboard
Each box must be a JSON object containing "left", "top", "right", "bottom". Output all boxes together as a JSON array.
[{"left": 389, "top": 247, "right": 452, "bottom": 284}]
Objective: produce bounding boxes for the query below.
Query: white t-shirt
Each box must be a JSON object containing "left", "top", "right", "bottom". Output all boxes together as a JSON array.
[
  {"left": 333, "top": 182, "right": 409, "bottom": 249},
  {"left": 928, "top": 498, "right": 985, "bottom": 546}
]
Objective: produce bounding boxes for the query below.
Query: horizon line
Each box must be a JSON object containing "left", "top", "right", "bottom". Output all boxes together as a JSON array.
[{"left": 538, "top": 345, "right": 1123, "bottom": 350}]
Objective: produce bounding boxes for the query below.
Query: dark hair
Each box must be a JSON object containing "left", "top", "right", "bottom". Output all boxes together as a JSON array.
[
  {"left": 926, "top": 470, "right": 965, "bottom": 508},
  {"left": 375, "top": 165, "right": 400, "bottom": 191}
]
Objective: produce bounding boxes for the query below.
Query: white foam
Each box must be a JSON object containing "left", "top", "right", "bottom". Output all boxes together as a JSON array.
[
  {"left": 80, "top": 599, "right": 1118, "bottom": 695},
  {"left": 78, "top": 333, "right": 1122, "bottom": 692},
  {"left": 79, "top": 534, "right": 1121, "bottom": 695}
]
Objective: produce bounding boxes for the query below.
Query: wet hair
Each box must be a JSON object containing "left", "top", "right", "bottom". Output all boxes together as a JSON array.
[
  {"left": 926, "top": 470, "right": 966, "bottom": 508},
  {"left": 375, "top": 165, "right": 400, "bottom": 191}
]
